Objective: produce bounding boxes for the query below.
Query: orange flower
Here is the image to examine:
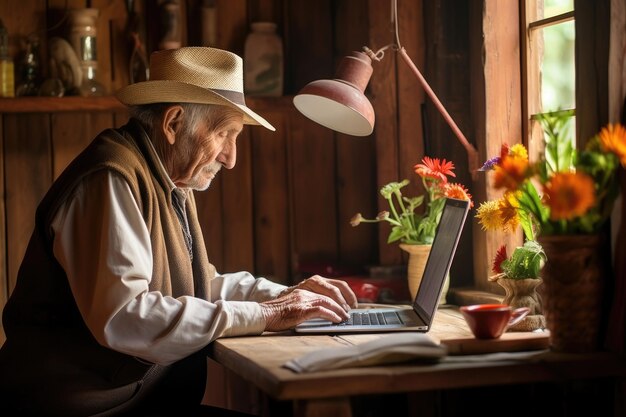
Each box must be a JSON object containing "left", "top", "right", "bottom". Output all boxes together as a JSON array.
[
  {"left": 543, "top": 172, "right": 596, "bottom": 220},
  {"left": 414, "top": 157, "right": 456, "bottom": 182},
  {"left": 493, "top": 152, "right": 530, "bottom": 192},
  {"left": 444, "top": 183, "right": 474, "bottom": 207},
  {"left": 598, "top": 123, "right": 626, "bottom": 167}
]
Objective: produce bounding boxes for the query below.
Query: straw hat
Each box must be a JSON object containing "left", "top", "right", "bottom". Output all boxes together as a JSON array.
[{"left": 115, "top": 47, "right": 275, "bottom": 131}]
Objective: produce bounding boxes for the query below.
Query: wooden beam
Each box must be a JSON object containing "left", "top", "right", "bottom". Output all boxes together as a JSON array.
[
  {"left": 368, "top": 0, "right": 401, "bottom": 265},
  {"left": 471, "top": 0, "right": 523, "bottom": 291}
]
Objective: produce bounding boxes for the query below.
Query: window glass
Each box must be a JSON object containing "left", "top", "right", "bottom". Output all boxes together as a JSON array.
[
  {"left": 525, "top": 0, "right": 576, "bottom": 158},
  {"left": 540, "top": 20, "right": 575, "bottom": 111},
  {"left": 542, "top": 0, "right": 574, "bottom": 19}
]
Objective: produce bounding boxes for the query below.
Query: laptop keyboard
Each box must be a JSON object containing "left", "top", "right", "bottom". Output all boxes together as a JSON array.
[{"left": 339, "top": 311, "right": 404, "bottom": 326}]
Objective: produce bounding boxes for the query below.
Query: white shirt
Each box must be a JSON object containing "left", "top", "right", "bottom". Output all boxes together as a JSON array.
[{"left": 50, "top": 167, "right": 287, "bottom": 366}]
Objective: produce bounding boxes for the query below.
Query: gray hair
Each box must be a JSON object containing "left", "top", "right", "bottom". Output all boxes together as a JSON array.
[{"left": 128, "top": 103, "right": 240, "bottom": 137}]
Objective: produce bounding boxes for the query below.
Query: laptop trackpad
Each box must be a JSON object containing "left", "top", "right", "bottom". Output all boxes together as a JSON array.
[{"left": 397, "top": 309, "right": 426, "bottom": 327}]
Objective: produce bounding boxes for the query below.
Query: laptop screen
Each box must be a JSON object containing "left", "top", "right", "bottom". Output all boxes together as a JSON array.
[{"left": 412, "top": 198, "right": 470, "bottom": 325}]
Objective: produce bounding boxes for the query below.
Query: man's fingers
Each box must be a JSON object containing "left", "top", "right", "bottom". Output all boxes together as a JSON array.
[
  {"left": 301, "top": 278, "right": 347, "bottom": 309},
  {"left": 325, "top": 278, "right": 358, "bottom": 308},
  {"left": 300, "top": 290, "right": 349, "bottom": 320},
  {"left": 300, "top": 305, "right": 345, "bottom": 323},
  {"left": 301, "top": 276, "right": 358, "bottom": 310},
  {"left": 260, "top": 289, "right": 350, "bottom": 332}
]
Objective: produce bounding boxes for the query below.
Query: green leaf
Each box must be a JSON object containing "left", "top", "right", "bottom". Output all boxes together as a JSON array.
[
  {"left": 403, "top": 195, "right": 424, "bottom": 211},
  {"left": 387, "top": 226, "right": 405, "bottom": 243},
  {"left": 502, "top": 240, "right": 546, "bottom": 279},
  {"left": 535, "top": 110, "right": 576, "bottom": 175}
]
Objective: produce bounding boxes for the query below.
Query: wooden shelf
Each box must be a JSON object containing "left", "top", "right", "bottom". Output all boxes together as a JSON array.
[
  {"left": 0, "top": 96, "right": 126, "bottom": 113},
  {"left": 0, "top": 95, "right": 296, "bottom": 114}
]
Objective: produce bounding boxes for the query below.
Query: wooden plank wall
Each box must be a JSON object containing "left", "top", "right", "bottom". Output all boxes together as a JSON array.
[
  {"left": 0, "top": 0, "right": 383, "bottom": 343},
  {"left": 422, "top": 0, "right": 475, "bottom": 287},
  {"left": 0, "top": 0, "right": 479, "bottom": 344}
]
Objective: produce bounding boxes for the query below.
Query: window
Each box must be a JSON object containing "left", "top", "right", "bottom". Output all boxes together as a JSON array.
[
  {"left": 468, "top": 0, "right": 580, "bottom": 294},
  {"left": 470, "top": 0, "right": 618, "bottom": 297},
  {"left": 522, "top": 0, "right": 575, "bottom": 161}
]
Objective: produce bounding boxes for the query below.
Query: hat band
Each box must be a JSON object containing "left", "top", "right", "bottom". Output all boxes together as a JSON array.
[{"left": 211, "top": 88, "right": 245, "bottom": 106}]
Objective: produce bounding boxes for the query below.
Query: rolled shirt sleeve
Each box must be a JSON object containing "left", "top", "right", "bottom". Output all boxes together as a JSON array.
[
  {"left": 210, "top": 271, "right": 287, "bottom": 303},
  {"left": 51, "top": 171, "right": 278, "bottom": 365}
]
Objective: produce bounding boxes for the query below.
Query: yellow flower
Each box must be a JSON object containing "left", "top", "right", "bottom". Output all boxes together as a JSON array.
[
  {"left": 599, "top": 123, "right": 626, "bottom": 167},
  {"left": 509, "top": 144, "right": 528, "bottom": 160},
  {"left": 498, "top": 192, "right": 521, "bottom": 233},
  {"left": 476, "top": 193, "right": 522, "bottom": 233},
  {"left": 543, "top": 172, "right": 596, "bottom": 220},
  {"left": 476, "top": 200, "right": 503, "bottom": 231}
]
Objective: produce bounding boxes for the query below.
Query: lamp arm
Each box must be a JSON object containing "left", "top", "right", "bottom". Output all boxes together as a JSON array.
[{"left": 398, "top": 47, "right": 479, "bottom": 179}]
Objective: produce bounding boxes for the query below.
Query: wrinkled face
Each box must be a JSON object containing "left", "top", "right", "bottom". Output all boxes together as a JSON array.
[{"left": 170, "top": 111, "right": 244, "bottom": 190}]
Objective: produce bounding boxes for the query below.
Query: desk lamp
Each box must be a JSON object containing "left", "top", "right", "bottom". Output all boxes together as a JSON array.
[{"left": 292, "top": 0, "right": 479, "bottom": 177}]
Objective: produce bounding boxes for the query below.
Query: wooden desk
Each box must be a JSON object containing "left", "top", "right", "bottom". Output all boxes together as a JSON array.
[{"left": 208, "top": 308, "right": 626, "bottom": 417}]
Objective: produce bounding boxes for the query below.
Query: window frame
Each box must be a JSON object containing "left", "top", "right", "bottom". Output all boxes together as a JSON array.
[{"left": 521, "top": 1, "right": 576, "bottom": 162}]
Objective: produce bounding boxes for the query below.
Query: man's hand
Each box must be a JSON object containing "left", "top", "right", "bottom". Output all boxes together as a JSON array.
[
  {"left": 260, "top": 276, "right": 358, "bottom": 332},
  {"left": 279, "top": 275, "right": 358, "bottom": 309}
]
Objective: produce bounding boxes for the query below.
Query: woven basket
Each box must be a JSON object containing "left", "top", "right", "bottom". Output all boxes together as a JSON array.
[{"left": 538, "top": 233, "right": 610, "bottom": 353}]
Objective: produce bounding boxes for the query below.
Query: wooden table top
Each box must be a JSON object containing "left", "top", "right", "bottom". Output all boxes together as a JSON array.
[{"left": 212, "top": 307, "right": 626, "bottom": 401}]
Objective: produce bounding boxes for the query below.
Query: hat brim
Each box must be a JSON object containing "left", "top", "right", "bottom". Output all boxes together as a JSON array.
[{"left": 115, "top": 80, "right": 276, "bottom": 131}]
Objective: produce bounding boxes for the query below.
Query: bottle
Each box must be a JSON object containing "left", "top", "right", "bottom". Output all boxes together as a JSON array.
[
  {"left": 69, "top": 8, "right": 105, "bottom": 97},
  {"left": 244, "top": 22, "right": 283, "bottom": 97},
  {"left": 0, "top": 18, "right": 15, "bottom": 98},
  {"left": 16, "top": 35, "right": 41, "bottom": 97},
  {"left": 201, "top": 0, "right": 217, "bottom": 47},
  {"left": 158, "top": 0, "right": 182, "bottom": 50}
]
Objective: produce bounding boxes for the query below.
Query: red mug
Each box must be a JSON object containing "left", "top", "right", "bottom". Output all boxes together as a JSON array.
[{"left": 460, "top": 304, "right": 530, "bottom": 339}]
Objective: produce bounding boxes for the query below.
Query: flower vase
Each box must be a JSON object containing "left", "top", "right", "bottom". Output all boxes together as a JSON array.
[
  {"left": 538, "top": 233, "right": 610, "bottom": 353},
  {"left": 399, "top": 243, "right": 449, "bottom": 305},
  {"left": 497, "top": 277, "right": 545, "bottom": 331}
]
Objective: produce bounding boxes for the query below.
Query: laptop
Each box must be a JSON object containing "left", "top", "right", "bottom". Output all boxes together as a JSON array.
[{"left": 294, "top": 197, "right": 470, "bottom": 334}]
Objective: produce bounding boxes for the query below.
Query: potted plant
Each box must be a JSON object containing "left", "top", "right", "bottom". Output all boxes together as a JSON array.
[
  {"left": 351, "top": 156, "right": 473, "bottom": 303},
  {"left": 476, "top": 113, "right": 626, "bottom": 350}
]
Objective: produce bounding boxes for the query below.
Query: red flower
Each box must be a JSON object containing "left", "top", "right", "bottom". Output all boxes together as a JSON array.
[
  {"left": 414, "top": 157, "right": 456, "bottom": 183},
  {"left": 492, "top": 245, "right": 508, "bottom": 274}
]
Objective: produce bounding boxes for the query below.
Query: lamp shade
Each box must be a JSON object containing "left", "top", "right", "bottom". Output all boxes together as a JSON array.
[{"left": 293, "top": 51, "right": 375, "bottom": 136}]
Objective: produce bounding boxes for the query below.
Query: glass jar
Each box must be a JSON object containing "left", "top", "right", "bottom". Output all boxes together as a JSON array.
[
  {"left": 0, "top": 18, "right": 14, "bottom": 97},
  {"left": 16, "top": 35, "right": 41, "bottom": 97},
  {"left": 69, "top": 8, "right": 105, "bottom": 97},
  {"left": 244, "top": 22, "right": 283, "bottom": 96}
]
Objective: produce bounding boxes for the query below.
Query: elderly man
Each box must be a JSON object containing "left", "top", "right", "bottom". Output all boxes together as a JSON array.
[{"left": 0, "top": 47, "right": 356, "bottom": 416}]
